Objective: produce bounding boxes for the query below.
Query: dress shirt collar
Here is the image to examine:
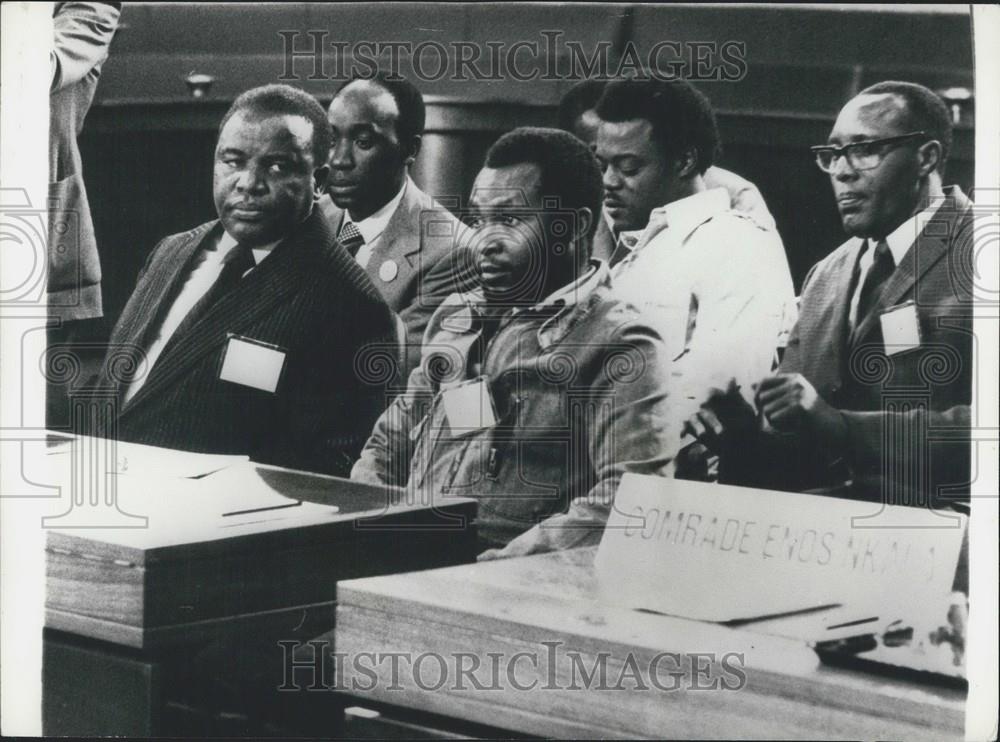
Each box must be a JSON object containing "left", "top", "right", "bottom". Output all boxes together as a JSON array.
[
  {"left": 217, "top": 228, "right": 282, "bottom": 266},
  {"left": 345, "top": 178, "right": 408, "bottom": 245},
  {"left": 877, "top": 198, "right": 944, "bottom": 267}
]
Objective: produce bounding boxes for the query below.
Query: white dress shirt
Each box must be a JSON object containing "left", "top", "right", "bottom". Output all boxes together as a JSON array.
[
  {"left": 344, "top": 180, "right": 407, "bottom": 269},
  {"left": 124, "top": 229, "right": 278, "bottom": 404},
  {"left": 848, "top": 201, "right": 942, "bottom": 329},
  {"left": 611, "top": 187, "right": 797, "bottom": 429}
]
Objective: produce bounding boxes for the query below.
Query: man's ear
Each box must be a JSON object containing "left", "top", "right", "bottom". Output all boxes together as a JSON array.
[
  {"left": 312, "top": 164, "right": 331, "bottom": 200},
  {"left": 675, "top": 148, "right": 699, "bottom": 179},
  {"left": 916, "top": 139, "right": 942, "bottom": 178},
  {"left": 404, "top": 135, "right": 422, "bottom": 166},
  {"left": 575, "top": 207, "right": 594, "bottom": 244}
]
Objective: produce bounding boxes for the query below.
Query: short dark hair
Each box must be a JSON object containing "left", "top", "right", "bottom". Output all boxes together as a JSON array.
[
  {"left": 484, "top": 127, "right": 604, "bottom": 241},
  {"left": 557, "top": 78, "right": 607, "bottom": 132},
  {"left": 220, "top": 84, "right": 332, "bottom": 164},
  {"left": 335, "top": 71, "right": 426, "bottom": 145},
  {"left": 595, "top": 78, "right": 721, "bottom": 175},
  {"left": 858, "top": 80, "right": 953, "bottom": 174}
]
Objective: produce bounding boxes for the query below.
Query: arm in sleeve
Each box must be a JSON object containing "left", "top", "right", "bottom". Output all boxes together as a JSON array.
[
  {"left": 704, "top": 166, "right": 777, "bottom": 231},
  {"left": 397, "top": 241, "right": 478, "bottom": 373},
  {"left": 841, "top": 404, "right": 971, "bottom": 501},
  {"left": 674, "top": 223, "right": 796, "bottom": 428},
  {"left": 491, "top": 318, "right": 677, "bottom": 558},
  {"left": 51, "top": 2, "right": 120, "bottom": 91},
  {"left": 350, "top": 362, "right": 435, "bottom": 486},
  {"left": 276, "top": 294, "right": 398, "bottom": 477}
]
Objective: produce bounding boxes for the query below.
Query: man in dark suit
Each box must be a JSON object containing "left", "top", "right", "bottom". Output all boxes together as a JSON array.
[
  {"left": 96, "top": 84, "right": 396, "bottom": 476},
  {"left": 317, "top": 72, "right": 465, "bottom": 375},
  {"left": 689, "top": 81, "right": 974, "bottom": 510}
]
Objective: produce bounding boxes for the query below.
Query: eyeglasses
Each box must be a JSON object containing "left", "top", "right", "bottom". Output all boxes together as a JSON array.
[{"left": 810, "top": 131, "right": 926, "bottom": 173}]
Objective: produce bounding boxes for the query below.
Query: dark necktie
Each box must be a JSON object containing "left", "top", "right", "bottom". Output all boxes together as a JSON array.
[
  {"left": 338, "top": 221, "right": 365, "bottom": 258},
  {"left": 169, "top": 242, "right": 255, "bottom": 343},
  {"left": 855, "top": 238, "right": 895, "bottom": 325}
]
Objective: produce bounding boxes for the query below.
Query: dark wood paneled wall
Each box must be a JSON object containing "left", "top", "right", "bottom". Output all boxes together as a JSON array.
[{"left": 77, "top": 3, "right": 975, "bottom": 337}]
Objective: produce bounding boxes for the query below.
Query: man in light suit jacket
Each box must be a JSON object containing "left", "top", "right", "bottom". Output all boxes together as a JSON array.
[
  {"left": 95, "top": 85, "right": 396, "bottom": 476},
  {"left": 48, "top": 1, "right": 120, "bottom": 320},
  {"left": 318, "top": 72, "right": 467, "bottom": 375},
  {"left": 690, "top": 81, "right": 974, "bottom": 511},
  {"left": 46, "top": 2, "right": 119, "bottom": 429}
]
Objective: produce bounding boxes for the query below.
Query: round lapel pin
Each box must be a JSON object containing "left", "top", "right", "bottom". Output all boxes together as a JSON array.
[{"left": 379, "top": 259, "right": 399, "bottom": 282}]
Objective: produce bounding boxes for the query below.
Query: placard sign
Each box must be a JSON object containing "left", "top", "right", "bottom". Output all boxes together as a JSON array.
[{"left": 595, "top": 475, "right": 966, "bottom": 626}]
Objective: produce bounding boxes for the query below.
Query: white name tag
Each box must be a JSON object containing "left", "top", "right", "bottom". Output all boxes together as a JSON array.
[
  {"left": 219, "top": 334, "right": 287, "bottom": 393},
  {"left": 440, "top": 377, "right": 497, "bottom": 435},
  {"left": 880, "top": 301, "right": 921, "bottom": 355}
]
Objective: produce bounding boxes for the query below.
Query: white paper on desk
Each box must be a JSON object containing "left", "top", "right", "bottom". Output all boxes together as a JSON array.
[
  {"left": 46, "top": 437, "right": 248, "bottom": 479},
  {"left": 193, "top": 462, "right": 339, "bottom": 523}
]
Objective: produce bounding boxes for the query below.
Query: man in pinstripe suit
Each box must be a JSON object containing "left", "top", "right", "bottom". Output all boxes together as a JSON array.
[
  {"left": 94, "top": 85, "right": 396, "bottom": 476},
  {"left": 689, "top": 81, "right": 974, "bottom": 510}
]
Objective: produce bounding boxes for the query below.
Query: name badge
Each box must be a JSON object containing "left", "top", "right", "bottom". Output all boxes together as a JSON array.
[
  {"left": 440, "top": 376, "right": 497, "bottom": 435},
  {"left": 219, "top": 334, "right": 287, "bottom": 393},
  {"left": 880, "top": 301, "right": 921, "bottom": 355}
]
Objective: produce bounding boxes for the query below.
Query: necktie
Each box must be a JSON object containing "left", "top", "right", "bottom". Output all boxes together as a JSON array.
[
  {"left": 338, "top": 221, "right": 365, "bottom": 257},
  {"left": 169, "top": 242, "right": 254, "bottom": 343},
  {"left": 855, "top": 239, "right": 895, "bottom": 324}
]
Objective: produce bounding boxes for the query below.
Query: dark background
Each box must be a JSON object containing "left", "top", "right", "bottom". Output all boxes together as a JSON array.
[{"left": 78, "top": 3, "right": 975, "bottom": 339}]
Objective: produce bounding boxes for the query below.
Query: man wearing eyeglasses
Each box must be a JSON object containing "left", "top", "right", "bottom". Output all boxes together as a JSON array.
[{"left": 689, "top": 81, "right": 975, "bottom": 510}]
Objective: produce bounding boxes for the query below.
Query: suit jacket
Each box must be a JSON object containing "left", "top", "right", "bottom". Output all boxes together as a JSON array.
[
  {"left": 317, "top": 176, "right": 465, "bottom": 375},
  {"left": 746, "top": 186, "right": 975, "bottom": 507},
  {"left": 96, "top": 209, "right": 397, "bottom": 477},
  {"left": 48, "top": 2, "right": 120, "bottom": 320}
]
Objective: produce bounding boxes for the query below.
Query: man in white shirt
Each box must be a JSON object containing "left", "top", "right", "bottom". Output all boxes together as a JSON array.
[
  {"left": 593, "top": 77, "right": 796, "bottom": 444},
  {"left": 318, "top": 72, "right": 466, "bottom": 375},
  {"left": 557, "top": 77, "right": 777, "bottom": 265}
]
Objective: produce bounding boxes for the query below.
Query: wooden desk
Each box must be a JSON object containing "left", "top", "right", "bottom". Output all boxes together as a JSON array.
[
  {"left": 330, "top": 547, "right": 965, "bottom": 740},
  {"left": 43, "top": 459, "right": 477, "bottom": 736}
]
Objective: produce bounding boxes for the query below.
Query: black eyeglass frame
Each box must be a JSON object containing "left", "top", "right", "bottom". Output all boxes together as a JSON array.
[{"left": 810, "top": 131, "right": 928, "bottom": 173}]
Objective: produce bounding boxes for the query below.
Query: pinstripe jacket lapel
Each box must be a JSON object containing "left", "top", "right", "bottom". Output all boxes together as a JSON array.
[
  {"left": 120, "top": 210, "right": 330, "bottom": 416},
  {"left": 107, "top": 223, "right": 215, "bottom": 403}
]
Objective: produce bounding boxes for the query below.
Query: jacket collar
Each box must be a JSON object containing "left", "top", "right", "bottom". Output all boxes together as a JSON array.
[
  {"left": 344, "top": 178, "right": 408, "bottom": 244},
  {"left": 850, "top": 185, "right": 972, "bottom": 346},
  {"left": 318, "top": 175, "right": 425, "bottom": 264},
  {"left": 446, "top": 260, "right": 611, "bottom": 349}
]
